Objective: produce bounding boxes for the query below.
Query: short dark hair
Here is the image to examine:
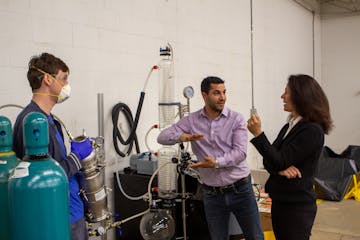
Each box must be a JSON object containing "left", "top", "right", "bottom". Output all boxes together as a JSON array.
[
  {"left": 288, "top": 74, "right": 333, "bottom": 134},
  {"left": 201, "top": 76, "right": 224, "bottom": 94},
  {"left": 27, "top": 53, "right": 69, "bottom": 91}
]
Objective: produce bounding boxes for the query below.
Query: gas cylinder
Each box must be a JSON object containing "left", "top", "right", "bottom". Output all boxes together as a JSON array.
[
  {"left": 0, "top": 116, "right": 19, "bottom": 240},
  {"left": 8, "top": 112, "right": 70, "bottom": 240}
]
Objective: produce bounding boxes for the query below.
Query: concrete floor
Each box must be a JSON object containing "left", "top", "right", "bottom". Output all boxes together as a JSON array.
[
  {"left": 230, "top": 199, "right": 360, "bottom": 240},
  {"left": 311, "top": 199, "right": 360, "bottom": 240},
  {"left": 250, "top": 169, "right": 360, "bottom": 240}
]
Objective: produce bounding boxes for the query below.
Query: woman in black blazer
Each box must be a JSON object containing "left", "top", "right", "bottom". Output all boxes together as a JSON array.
[{"left": 247, "top": 74, "right": 333, "bottom": 240}]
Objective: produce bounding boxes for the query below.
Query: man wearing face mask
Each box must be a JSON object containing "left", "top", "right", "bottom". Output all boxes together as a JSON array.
[{"left": 13, "top": 52, "right": 92, "bottom": 240}]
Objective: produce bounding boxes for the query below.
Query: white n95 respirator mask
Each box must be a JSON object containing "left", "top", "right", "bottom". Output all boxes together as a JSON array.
[{"left": 57, "top": 84, "right": 71, "bottom": 103}]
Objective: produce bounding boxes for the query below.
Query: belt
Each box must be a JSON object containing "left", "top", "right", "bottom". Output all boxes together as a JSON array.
[{"left": 202, "top": 174, "right": 251, "bottom": 193}]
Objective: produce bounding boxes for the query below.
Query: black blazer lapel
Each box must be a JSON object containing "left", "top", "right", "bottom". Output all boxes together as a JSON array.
[
  {"left": 273, "top": 123, "right": 289, "bottom": 148},
  {"left": 281, "top": 121, "right": 306, "bottom": 144}
]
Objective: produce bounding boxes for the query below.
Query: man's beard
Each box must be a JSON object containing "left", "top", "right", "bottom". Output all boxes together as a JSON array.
[{"left": 209, "top": 102, "right": 224, "bottom": 113}]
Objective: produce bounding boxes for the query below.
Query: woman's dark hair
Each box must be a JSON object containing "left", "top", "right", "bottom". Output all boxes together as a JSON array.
[
  {"left": 27, "top": 53, "right": 69, "bottom": 91},
  {"left": 201, "top": 76, "right": 224, "bottom": 94},
  {"left": 288, "top": 74, "right": 333, "bottom": 134}
]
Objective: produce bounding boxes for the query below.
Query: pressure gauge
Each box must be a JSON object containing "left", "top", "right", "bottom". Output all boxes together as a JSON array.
[{"left": 183, "top": 86, "right": 194, "bottom": 99}]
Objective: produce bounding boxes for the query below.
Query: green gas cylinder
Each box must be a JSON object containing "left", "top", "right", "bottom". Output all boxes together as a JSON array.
[
  {"left": 8, "top": 112, "right": 70, "bottom": 240},
  {"left": 0, "top": 116, "right": 19, "bottom": 240}
]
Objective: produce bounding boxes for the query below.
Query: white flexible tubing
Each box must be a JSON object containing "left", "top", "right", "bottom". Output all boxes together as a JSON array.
[
  {"left": 111, "top": 208, "right": 151, "bottom": 228},
  {"left": 115, "top": 156, "right": 174, "bottom": 202},
  {"left": 111, "top": 161, "right": 174, "bottom": 229},
  {"left": 116, "top": 166, "right": 147, "bottom": 201},
  {"left": 143, "top": 66, "right": 158, "bottom": 92},
  {"left": 145, "top": 125, "right": 157, "bottom": 152}
]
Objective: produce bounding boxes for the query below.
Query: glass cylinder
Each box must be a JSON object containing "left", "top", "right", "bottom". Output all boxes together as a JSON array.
[
  {"left": 157, "top": 146, "right": 177, "bottom": 199},
  {"left": 158, "top": 47, "right": 176, "bottom": 130}
]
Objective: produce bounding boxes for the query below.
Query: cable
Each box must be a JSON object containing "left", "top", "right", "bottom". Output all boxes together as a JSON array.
[
  {"left": 250, "top": 0, "right": 254, "bottom": 110},
  {"left": 250, "top": 0, "right": 257, "bottom": 115}
]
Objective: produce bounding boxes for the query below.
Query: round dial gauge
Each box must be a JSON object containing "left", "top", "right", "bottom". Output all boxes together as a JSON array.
[{"left": 183, "top": 86, "right": 194, "bottom": 99}]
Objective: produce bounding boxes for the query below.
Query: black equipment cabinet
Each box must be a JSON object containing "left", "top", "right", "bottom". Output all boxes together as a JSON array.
[
  {"left": 113, "top": 171, "right": 210, "bottom": 240},
  {"left": 113, "top": 171, "right": 154, "bottom": 240}
]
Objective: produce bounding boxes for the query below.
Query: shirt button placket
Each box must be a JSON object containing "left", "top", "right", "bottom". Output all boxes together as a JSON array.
[{"left": 210, "top": 121, "right": 215, "bottom": 141}]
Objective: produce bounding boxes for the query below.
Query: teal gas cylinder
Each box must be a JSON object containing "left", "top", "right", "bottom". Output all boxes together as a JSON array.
[
  {"left": 8, "top": 112, "right": 70, "bottom": 240},
  {"left": 0, "top": 116, "right": 19, "bottom": 240}
]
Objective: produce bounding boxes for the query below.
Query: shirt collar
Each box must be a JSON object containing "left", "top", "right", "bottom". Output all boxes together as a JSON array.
[
  {"left": 288, "top": 115, "right": 303, "bottom": 128},
  {"left": 200, "top": 107, "right": 229, "bottom": 119},
  {"left": 30, "top": 100, "right": 50, "bottom": 117},
  {"left": 30, "top": 100, "right": 54, "bottom": 124}
]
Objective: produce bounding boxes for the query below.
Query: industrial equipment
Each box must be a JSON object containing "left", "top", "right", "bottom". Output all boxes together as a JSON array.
[
  {"left": 1, "top": 43, "right": 200, "bottom": 240},
  {"left": 8, "top": 112, "right": 71, "bottom": 240},
  {"left": 102, "top": 44, "right": 200, "bottom": 240},
  {"left": 0, "top": 101, "right": 110, "bottom": 240},
  {"left": 139, "top": 207, "right": 175, "bottom": 240},
  {"left": 157, "top": 44, "right": 179, "bottom": 199},
  {"left": 0, "top": 116, "right": 20, "bottom": 240},
  {"left": 73, "top": 134, "right": 110, "bottom": 224}
]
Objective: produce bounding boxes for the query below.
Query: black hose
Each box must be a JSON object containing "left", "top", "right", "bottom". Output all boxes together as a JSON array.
[{"left": 112, "top": 92, "right": 145, "bottom": 157}]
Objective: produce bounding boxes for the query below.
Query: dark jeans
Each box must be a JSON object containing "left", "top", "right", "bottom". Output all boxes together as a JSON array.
[
  {"left": 71, "top": 218, "right": 88, "bottom": 240},
  {"left": 271, "top": 201, "right": 317, "bottom": 240},
  {"left": 202, "top": 177, "right": 264, "bottom": 240}
]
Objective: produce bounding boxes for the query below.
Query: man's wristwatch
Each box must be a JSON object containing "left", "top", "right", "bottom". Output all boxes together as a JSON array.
[{"left": 215, "top": 159, "right": 219, "bottom": 169}]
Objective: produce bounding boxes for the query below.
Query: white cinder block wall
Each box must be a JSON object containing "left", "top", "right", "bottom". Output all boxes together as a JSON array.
[
  {"left": 321, "top": 15, "right": 360, "bottom": 152},
  {"left": 0, "top": 0, "right": 322, "bottom": 239}
]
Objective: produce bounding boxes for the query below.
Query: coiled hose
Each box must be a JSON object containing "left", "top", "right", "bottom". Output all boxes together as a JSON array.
[{"left": 112, "top": 92, "right": 145, "bottom": 157}]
